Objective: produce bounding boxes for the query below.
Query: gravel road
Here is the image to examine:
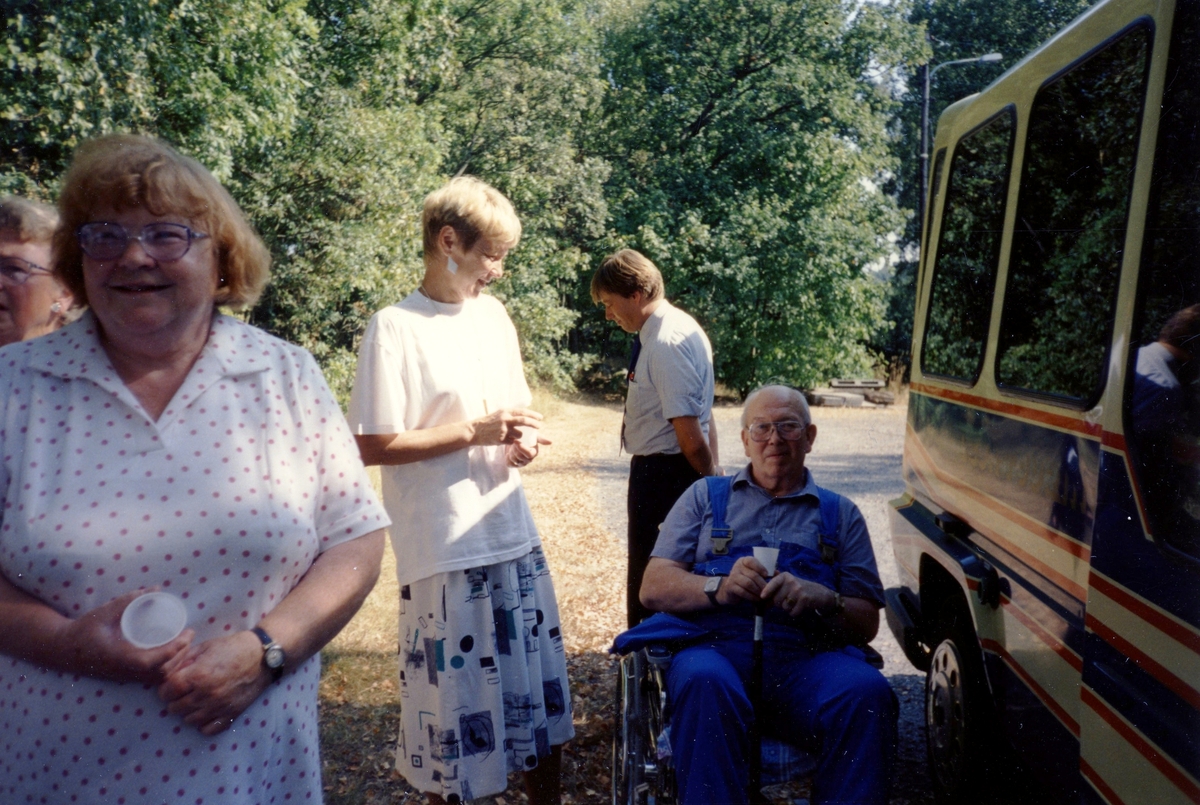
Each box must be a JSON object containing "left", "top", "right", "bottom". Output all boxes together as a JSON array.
[{"left": 584, "top": 399, "right": 935, "bottom": 804}]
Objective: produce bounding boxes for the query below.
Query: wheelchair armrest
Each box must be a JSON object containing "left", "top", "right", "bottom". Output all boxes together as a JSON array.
[
  {"left": 646, "top": 644, "right": 673, "bottom": 669},
  {"left": 860, "top": 644, "right": 884, "bottom": 670}
]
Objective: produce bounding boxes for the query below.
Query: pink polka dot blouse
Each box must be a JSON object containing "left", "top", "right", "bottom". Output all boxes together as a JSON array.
[{"left": 0, "top": 313, "right": 389, "bottom": 804}]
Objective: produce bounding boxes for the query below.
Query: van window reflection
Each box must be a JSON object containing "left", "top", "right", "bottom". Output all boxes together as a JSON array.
[
  {"left": 1130, "top": 306, "right": 1200, "bottom": 555},
  {"left": 996, "top": 26, "right": 1150, "bottom": 401}
]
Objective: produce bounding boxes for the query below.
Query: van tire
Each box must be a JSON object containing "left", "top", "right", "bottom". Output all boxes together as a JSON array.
[{"left": 925, "top": 607, "right": 994, "bottom": 803}]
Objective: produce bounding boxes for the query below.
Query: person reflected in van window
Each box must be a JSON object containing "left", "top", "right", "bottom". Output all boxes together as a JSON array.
[{"left": 1131, "top": 304, "right": 1200, "bottom": 552}]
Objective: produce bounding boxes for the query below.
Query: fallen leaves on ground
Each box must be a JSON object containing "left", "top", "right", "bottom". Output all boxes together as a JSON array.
[{"left": 320, "top": 397, "right": 627, "bottom": 804}]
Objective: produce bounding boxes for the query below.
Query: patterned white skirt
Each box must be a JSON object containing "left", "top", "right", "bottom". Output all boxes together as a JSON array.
[{"left": 396, "top": 545, "right": 574, "bottom": 802}]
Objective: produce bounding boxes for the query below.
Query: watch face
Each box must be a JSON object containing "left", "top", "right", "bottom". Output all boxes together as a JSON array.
[
  {"left": 704, "top": 577, "right": 720, "bottom": 594},
  {"left": 265, "top": 645, "right": 285, "bottom": 669}
]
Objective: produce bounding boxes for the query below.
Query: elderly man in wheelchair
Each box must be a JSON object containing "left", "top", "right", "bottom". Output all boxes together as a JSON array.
[{"left": 612, "top": 385, "right": 897, "bottom": 805}]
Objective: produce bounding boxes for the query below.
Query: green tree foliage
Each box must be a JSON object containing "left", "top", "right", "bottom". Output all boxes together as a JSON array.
[
  {"left": 1, "top": 0, "right": 605, "bottom": 400},
  {"left": 995, "top": 27, "right": 1151, "bottom": 400},
  {"left": 1, "top": 0, "right": 312, "bottom": 192},
  {"left": 423, "top": 0, "right": 611, "bottom": 391},
  {"left": 240, "top": 0, "right": 447, "bottom": 398},
  {"left": 594, "top": 0, "right": 924, "bottom": 394},
  {"left": 875, "top": 0, "right": 1095, "bottom": 378},
  {"left": 4, "top": 0, "right": 969, "bottom": 401},
  {"left": 921, "top": 110, "right": 1013, "bottom": 380}
]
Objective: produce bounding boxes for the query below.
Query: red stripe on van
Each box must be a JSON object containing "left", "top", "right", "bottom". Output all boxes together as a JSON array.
[
  {"left": 1081, "top": 757, "right": 1128, "bottom": 805},
  {"left": 906, "top": 434, "right": 1088, "bottom": 600},
  {"left": 1085, "top": 613, "right": 1200, "bottom": 710},
  {"left": 981, "top": 638, "right": 1081, "bottom": 737},
  {"left": 1081, "top": 686, "right": 1200, "bottom": 803},
  {"left": 1003, "top": 595, "right": 1084, "bottom": 672},
  {"left": 1089, "top": 573, "right": 1200, "bottom": 657},
  {"left": 906, "top": 427, "right": 1091, "bottom": 561},
  {"left": 911, "top": 383, "right": 1104, "bottom": 438}
]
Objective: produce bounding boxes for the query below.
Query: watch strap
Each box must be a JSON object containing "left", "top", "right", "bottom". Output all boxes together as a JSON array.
[
  {"left": 820, "top": 591, "right": 845, "bottom": 618},
  {"left": 252, "top": 626, "right": 285, "bottom": 681}
]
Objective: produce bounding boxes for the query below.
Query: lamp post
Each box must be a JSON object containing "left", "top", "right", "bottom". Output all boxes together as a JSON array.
[{"left": 918, "top": 53, "right": 1003, "bottom": 244}]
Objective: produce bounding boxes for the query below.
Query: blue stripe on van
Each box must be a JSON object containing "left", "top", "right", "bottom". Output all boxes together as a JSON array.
[
  {"left": 1093, "top": 453, "right": 1200, "bottom": 624},
  {"left": 983, "top": 650, "right": 1083, "bottom": 799},
  {"left": 911, "top": 392, "right": 1098, "bottom": 547},
  {"left": 1082, "top": 632, "right": 1200, "bottom": 783},
  {"left": 893, "top": 490, "right": 1089, "bottom": 654},
  {"left": 973, "top": 529, "right": 1087, "bottom": 628}
]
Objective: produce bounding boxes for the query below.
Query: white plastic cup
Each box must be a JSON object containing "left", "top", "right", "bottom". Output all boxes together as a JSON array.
[
  {"left": 753, "top": 546, "right": 780, "bottom": 577},
  {"left": 120, "top": 592, "right": 187, "bottom": 649},
  {"left": 515, "top": 426, "right": 539, "bottom": 449}
]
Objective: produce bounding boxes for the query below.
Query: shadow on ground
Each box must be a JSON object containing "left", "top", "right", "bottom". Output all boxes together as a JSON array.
[
  {"left": 320, "top": 649, "right": 620, "bottom": 805},
  {"left": 320, "top": 648, "right": 949, "bottom": 805}
]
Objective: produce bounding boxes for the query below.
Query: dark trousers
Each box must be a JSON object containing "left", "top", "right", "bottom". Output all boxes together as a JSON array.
[{"left": 626, "top": 452, "right": 702, "bottom": 627}]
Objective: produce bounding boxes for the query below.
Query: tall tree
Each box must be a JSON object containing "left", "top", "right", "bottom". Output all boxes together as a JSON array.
[
  {"left": 874, "top": 0, "right": 1096, "bottom": 380},
  {"left": 1, "top": 0, "right": 313, "bottom": 193},
  {"left": 593, "top": 0, "right": 925, "bottom": 394},
  {"left": 242, "top": 0, "right": 447, "bottom": 399},
  {"left": 422, "top": 0, "right": 612, "bottom": 391},
  {"left": 1, "top": 0, "right": 610, "bottom": 400}
]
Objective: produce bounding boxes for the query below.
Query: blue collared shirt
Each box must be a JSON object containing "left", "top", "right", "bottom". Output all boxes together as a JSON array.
[{"left": 650, "top": 465, "right": 885, "bottom": 607}]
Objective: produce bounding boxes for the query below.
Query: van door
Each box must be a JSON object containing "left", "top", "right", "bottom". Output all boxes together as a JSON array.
[
  {"left": 1079, "top": 5, "right": 1200, "bottom": 804},
  {"left": 988, "top": 16, "right": 1156, "bottom": 799}
]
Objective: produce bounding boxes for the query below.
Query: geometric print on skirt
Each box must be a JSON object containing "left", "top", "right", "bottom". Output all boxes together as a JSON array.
[{"left": 396, "top": 545, "right": 575, "bottom": 802}]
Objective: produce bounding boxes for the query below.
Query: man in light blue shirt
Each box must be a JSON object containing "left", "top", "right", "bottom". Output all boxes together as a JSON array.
[
  {"left": 592, "top": 249, "right": 719, "bottom": 627},
  {"left": 637, "top": 384, "right": 895, "bottom": 805}
]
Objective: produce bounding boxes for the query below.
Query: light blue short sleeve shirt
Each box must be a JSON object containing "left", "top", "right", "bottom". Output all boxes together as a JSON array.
[
  {"left": 651, "top": 466, "right": 886, "bottom": 607},
  {"left": 623, "top": 301, "right": 715, "bottom": 456}
]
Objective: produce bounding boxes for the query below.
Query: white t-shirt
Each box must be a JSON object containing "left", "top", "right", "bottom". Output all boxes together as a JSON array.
[
  {"left": 348, "top": 291, "right": 540, "bottom": 586},
  {"left": 623, "top": 300, "right": 715, "bottom": 456}
]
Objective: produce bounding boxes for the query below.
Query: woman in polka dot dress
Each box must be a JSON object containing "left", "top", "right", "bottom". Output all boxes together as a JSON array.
[
  {"left": 349, "top": 177, "right": 574, "bottom": 805},
  {"left": 0, "top": 134, "right": 391, "bottom": 804}
]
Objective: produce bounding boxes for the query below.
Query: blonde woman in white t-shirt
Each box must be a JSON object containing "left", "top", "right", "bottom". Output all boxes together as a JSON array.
[{"left": 349, "top": 176, "right": 573, "bottom": 805}]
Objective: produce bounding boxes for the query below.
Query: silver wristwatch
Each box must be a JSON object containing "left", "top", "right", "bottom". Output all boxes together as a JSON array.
[
  {"left": 703, "top": 576, "right": 724, "bottom": 608},
  {"left": 252, "top": 626, "right": 286, "bottom": 681}
]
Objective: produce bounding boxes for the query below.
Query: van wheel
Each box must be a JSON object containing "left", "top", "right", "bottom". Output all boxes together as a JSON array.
[{"left": 925, "top": 614, "right": 993, "bottom": 803}]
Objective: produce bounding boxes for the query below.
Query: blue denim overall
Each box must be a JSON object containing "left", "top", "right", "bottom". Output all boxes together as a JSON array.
[{"left": 612, "top": 477, "right": 896, "bottom": 805}]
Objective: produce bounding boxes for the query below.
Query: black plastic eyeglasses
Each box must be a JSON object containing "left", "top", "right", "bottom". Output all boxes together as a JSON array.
[
  {"left": 76, "top": 222, "right": 209, "bottom": 262},
  {"left": 0, "top": 256, "right": 53, "bottom": 286},
  {"left": 746, "top": 420, "right": 808, "bottom": 442}
]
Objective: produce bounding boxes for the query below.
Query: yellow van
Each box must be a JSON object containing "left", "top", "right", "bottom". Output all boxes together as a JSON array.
[{"left": 885, "top": 0, "right": 1200, "bottom": 802}]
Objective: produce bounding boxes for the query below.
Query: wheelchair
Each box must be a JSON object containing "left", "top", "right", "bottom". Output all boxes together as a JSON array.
[{"left": 612, "top": 644, "right": 819, "bottom": 805}]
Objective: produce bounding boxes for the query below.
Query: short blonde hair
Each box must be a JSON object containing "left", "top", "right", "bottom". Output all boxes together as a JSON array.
[
  {"left": 53, "top": 134, "right": 270, "bottom": 310},
  {"left": 0, "top": 195, "right": 59, "bottom": 245},
  {"left": 590, "top": 249, "right": 664, "bottom": 302},
  {"left": 422, "top": 176, "right": 521, "bottom": 260}
]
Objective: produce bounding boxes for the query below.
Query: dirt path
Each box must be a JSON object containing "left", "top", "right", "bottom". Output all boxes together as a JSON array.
[{"left": 321, "top": 395, "right": 934, "bottom": 804}]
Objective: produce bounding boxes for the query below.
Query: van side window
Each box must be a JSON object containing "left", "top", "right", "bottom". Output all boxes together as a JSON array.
[
  {"left": 1126, "top": 5, "right": 1200, "bottom": 558},
  {"left": 995, "top": 25, "right": 1152, "bottom": 402},
  {"left": 921, "top": 112, "right": 1014, "bottom": 382}
]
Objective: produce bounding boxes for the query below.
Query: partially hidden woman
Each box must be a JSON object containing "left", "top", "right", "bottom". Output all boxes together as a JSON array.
[
  {"left": 349, "top": 176, "right": 573, "bottom": 805},
  {"left": 0, "top": 195, "right": 75, "bottom": 345},
  {"left": 0, "top": 134, "right": 390, "bottom": 804}
]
